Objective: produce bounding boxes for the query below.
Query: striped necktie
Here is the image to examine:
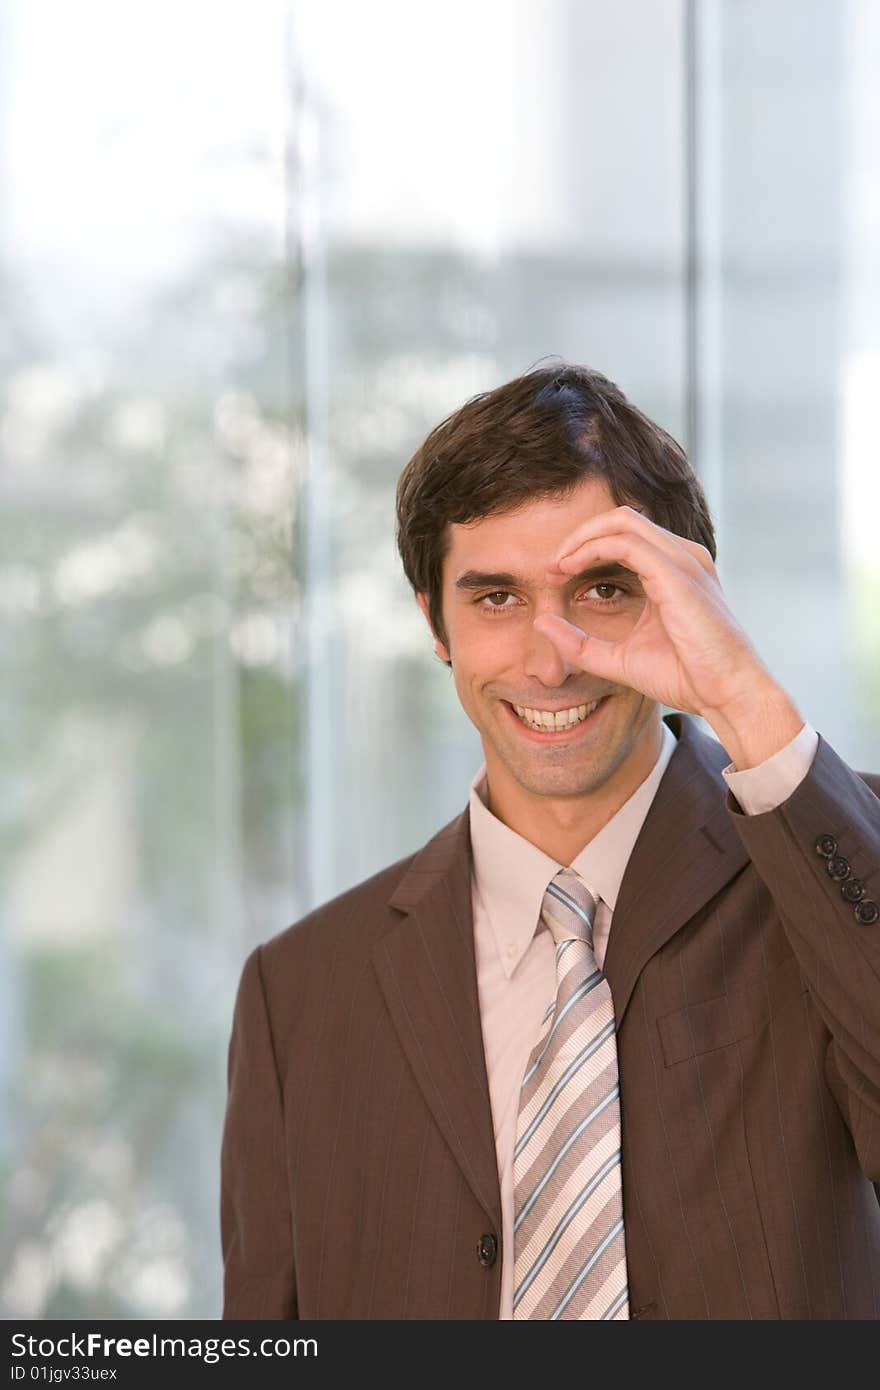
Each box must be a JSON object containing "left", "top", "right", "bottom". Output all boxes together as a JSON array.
[{"left": 512, "top": 867, "right": 629, "bottom": 1320}]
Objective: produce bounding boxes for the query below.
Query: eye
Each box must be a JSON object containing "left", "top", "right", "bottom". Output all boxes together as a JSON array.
[
  {"left": 584, "top": 582, "right": 626, "bottom": 604},
  {"left": 476, "top": 590, "right": 518, "bottom": 612}
]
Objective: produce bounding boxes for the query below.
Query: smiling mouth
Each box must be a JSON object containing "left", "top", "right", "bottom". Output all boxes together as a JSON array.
[{"left": 509, "top": 698, "right": 606, "bottom": 732}]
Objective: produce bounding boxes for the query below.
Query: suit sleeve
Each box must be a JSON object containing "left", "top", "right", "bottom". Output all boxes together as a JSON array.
[
  {"left": 722, "top": 722, "right": 818, "bottom": 813},
  {"left": 221, "top": 944, "right": 297, "bottom": 1318},
  {"left": 726, "top": 733, "right": 880, "bottom": 1183}
]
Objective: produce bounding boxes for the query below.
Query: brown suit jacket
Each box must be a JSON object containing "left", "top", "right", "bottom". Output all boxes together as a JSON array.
[{"left": 221, "top": 713, "right": 880, "bottom": 1319}]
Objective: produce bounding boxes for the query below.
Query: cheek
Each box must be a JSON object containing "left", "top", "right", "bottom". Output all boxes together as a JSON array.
[
  {"left": 454, "top": 636, "right": 520, "bottom": 703},
  {"left": 580, "top": 599, "right": 643, "bottom": 636},
  {"left": 458, "top": 612, "right": 519, "bottom": 659}
]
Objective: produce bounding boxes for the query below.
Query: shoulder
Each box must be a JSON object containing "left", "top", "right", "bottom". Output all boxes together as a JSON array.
[
  {"left": 229, "top": 850, "right": 420, "bottom": 1040},
  {"left": 260, "top": 845, "right": 420, "bottom": 973},
  {"left": 257, "top": 802, "right": 471, "bottom": 975},
  {"left": 668, "top": 711, "right": 879, "bottom": 798},
  {"left": 238, "top": 806, "right": 470, "bottom": 1040},
  {"left": 860, "top": 770, "right": 880, "bottom": 797}
]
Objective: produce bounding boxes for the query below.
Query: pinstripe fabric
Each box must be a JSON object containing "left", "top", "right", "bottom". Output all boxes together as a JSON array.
[
  {"left": 513, "top": 869, "right": 629, "bottom": 1319},
  {"left": 221, "top": 714, "right": 880, "bottom": 1320}
]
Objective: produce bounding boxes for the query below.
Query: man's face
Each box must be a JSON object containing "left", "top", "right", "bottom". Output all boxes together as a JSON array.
[{"left": 417, "top": 477, "right": 661, "bottom": 806}]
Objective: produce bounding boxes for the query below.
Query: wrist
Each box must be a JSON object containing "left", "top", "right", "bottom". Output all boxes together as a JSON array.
[{"left": 704, "top": 679, "right": 804, "bottom": 770}]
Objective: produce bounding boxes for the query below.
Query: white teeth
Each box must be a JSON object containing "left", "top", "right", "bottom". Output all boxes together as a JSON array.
[{"left": 512, "top": 699, "right": 601, "bottom": 731}]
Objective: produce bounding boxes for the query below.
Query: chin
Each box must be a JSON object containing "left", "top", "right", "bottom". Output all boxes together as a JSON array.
[{"left": 507, "top": 753, "right": 613, "bottom": 799}]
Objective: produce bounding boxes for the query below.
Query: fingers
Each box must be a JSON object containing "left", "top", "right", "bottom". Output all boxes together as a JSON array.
[
  {"left": 546, "top": 527, "right": 705, "bottom": 608},
  {"left": 532, "top": 613, "right": 627, "bottom": 685},
  {"left": 551, "top": 505, "right": 716, "bottom": 582}
]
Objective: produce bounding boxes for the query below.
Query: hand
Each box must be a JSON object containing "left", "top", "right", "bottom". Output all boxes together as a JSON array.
[{"left": 535, "top": 506, "right": 804, "bottom": 768}]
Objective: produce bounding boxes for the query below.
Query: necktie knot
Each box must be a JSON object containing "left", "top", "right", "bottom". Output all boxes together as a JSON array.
[{"left": 541, "top": 868, "right": 597, "bottom": 948}]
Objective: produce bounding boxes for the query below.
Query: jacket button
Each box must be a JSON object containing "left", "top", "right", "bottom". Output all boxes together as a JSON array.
[
  {"left": 826, "top": 855, "right": 850, "bottom": 881},
  {"left": 477, "top": 1233, "right": 498, "bottom": 1267},
  {"left": 814, "top": 834, "right": 837, "bottom": 858},
  {"left": 854, "top": 900, "right": 879, "bottom": 926},
  {"left": 841, "top": 878, "right": 865, "bottom": 903}
]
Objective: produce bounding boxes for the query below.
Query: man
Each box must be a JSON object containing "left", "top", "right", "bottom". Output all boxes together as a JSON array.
[{"left": 221, "top": 363, "right": 880, "bottom": 1319}]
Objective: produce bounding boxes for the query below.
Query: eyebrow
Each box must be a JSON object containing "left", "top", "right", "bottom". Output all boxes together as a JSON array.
[{"left": 453, "top": 562, "right": 639, "bottom": 591}]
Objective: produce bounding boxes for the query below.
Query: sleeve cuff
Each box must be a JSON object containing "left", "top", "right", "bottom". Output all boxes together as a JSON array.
[{"left": 722, "top": 722, "right": 819, "bottom": 815}]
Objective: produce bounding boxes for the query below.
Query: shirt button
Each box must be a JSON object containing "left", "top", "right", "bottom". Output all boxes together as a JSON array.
[{"left": 506, "top": 944, "right": 517, "bottom": 958}]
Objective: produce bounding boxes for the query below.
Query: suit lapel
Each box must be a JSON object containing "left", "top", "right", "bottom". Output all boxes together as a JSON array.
[
  {"left": 370, "top": 713, "right": 749, "bottom": 1225},
  {"left": 602, "top": 712, "right": 750, "bottom": 1025},
  {"left": 373, "top": 809, "right": 502, "bottom": 1231}
]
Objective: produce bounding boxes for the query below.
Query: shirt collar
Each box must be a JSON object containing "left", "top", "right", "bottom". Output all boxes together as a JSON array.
[{"left": 469, "top": 720, "right": 678, "bottom": 977}]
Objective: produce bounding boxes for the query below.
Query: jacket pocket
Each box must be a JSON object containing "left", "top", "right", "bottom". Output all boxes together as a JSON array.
[{"left": 657, "top": 952, "right": 808, "bottom": 1067}]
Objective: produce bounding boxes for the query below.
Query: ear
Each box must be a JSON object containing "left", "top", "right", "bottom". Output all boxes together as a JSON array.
[{"left": 416, "top": 592, "right": 451, "bottom": 663}]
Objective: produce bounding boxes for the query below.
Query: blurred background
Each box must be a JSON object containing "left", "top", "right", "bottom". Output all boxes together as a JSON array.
[{"left": 1, "top": 0, "right": 878, "bottom": 1318}]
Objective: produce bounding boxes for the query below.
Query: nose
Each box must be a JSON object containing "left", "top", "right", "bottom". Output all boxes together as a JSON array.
[{"left": 522, "top": 616, "right": 578, "bottom": 686}]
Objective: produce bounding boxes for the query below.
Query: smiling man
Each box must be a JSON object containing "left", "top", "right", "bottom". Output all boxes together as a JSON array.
[
  {"left": 422, "top": 483, "right": 663, "bottom": 863},
  {"left": 221, "top": 362, "right": 880, "bottom": 1320}
]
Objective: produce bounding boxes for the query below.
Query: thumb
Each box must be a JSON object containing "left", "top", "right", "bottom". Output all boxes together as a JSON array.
[{"left": 532, "top": 613, "right": 624, "bottom": 683}]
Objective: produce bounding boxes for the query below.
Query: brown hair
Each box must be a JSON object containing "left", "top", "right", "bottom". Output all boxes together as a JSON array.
[{"left": 395, "top": 359, "right": 716, "bottom": 666}]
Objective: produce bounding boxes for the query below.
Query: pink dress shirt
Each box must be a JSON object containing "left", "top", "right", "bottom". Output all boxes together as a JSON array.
[{"left": 467, "top": 717, "right": 819, "bottom": 1318}]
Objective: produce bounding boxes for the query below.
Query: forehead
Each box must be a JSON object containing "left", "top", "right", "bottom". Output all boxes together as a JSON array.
[{"left": 444, "top": 475, "right": 616, "bottom": 582}]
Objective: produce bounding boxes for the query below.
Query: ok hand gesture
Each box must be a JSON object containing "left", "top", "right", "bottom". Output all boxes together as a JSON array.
[{"left": 535, "top": 507, "right": 804, "bottom": 769}]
